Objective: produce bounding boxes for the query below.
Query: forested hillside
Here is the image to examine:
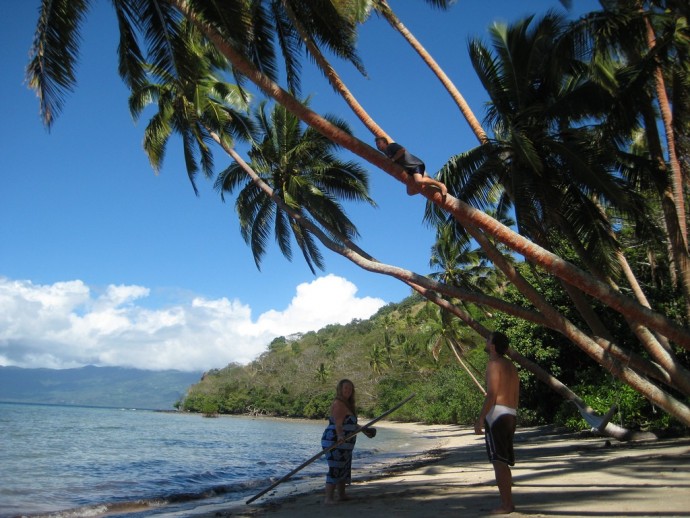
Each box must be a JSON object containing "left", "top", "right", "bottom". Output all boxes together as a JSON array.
[{"left": 181, "top": 294, "right": 486, "bottom": 423}]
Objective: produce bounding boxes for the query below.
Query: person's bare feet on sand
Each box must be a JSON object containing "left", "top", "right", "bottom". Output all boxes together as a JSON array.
[{"left": 490, "top": 505, "right": 515, "bottom": 514}]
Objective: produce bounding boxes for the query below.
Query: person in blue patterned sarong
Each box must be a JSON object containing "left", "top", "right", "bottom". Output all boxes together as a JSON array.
[{"left": 321, "top": 379, "right": 359, "bottom": 505}]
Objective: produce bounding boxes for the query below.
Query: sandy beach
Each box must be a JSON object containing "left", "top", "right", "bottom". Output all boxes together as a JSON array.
[{"left": 201, "top": 421, "right": 690, "bottom": 518}]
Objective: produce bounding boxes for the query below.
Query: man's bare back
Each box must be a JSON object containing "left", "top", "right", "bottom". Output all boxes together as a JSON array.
[{"left": 491, "top": 356, "right": 519, "bottom": 409}]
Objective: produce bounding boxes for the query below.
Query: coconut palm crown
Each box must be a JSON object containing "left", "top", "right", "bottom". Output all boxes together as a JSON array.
[{"left": 215, "top": 99, "right": 376, "bottom": 273}]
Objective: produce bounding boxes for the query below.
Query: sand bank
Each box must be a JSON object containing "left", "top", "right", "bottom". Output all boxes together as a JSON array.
[{"left": 202, "top": 421, "right": 690, "bottom": 517}]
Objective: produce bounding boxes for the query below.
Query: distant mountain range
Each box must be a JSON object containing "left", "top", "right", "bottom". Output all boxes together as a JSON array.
[{"left": 0, "top": 365, "right": 204, "bottom": 410}]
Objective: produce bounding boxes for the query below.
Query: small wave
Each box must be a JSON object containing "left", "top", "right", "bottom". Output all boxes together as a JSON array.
[
  {"left": 15, "top": 475, "right": 287, "bottom": 518},
  {"left": 17, "top": 500, "right": 158, "bottom": 518}
]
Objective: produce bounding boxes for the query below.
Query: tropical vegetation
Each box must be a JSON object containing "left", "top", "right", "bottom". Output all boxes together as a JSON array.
[{"left": 26, "top": 0, "right": 690, "bottom": 437}]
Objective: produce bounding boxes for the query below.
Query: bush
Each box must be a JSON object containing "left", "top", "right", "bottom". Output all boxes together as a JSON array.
[
  {"left": 303, "top": 392, "right": 333, "bottom": 418},
  {"left": 375, "top": 367, "right": 484, "bottom": 424}
]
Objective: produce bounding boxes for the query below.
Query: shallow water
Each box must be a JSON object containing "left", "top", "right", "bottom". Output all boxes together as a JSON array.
[{"left": 0, "top": 402, "right": 429, "bottom": 517}]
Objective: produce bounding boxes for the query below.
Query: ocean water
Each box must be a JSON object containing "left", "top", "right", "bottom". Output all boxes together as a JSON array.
[{"left": 0, "top": 402, "right": 429, "bottom": 518}]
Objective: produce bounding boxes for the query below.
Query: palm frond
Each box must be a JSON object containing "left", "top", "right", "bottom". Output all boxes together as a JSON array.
[{"left": 27, "top": 0, "right": 90, "bottom": 127}]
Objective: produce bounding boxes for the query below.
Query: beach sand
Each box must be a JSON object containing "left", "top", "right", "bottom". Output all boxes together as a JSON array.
[{"left": 202, "top": 421, "right": 690, "bottom": 518}]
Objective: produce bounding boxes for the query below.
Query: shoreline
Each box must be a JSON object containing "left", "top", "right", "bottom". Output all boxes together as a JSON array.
[{"left": 191, "top": 421, "right": 690, "bottom": 517}]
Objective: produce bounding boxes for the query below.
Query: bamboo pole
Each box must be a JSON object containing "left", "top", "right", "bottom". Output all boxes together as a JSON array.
[{"left": 246, "top": 393, "right": 416, "bottom": 504}]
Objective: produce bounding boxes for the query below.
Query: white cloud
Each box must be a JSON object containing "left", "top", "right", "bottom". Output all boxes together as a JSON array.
[
  {"left": 251, "top": 274, "right": 384, "bottom": 335},
  {"left": 0, "top": 275, "right": 385, "bottom": 372}
]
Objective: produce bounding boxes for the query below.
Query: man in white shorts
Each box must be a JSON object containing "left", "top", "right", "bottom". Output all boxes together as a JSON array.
[{"left": 475, "top": 331, "right": 520, "bottom": 514}]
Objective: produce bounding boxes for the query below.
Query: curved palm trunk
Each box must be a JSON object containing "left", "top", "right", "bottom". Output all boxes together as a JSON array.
[
  {"left": 535, "top": 225, "right": 620, "bottom": 344},
  {"left": 373, "top": 0, "right": 690, "bottom": 346},
  {"left": 555, "top": 223, "right": 688, "bottom": 393},
  {"left": 214, "top": 131, "right": 548, "bottom": 327},
  {"left": 281, "top": 1, "right": 391, "bottom": 141},
  {"left": 637, "top": 27, "right": 690, "bottom": 320},
  {"left": 643, "top": 10, "right": 687, "bottom": 244},
  {"left": 451, "top": 199, "right": 690, "bottom": 348},
  {"left": 174, "top": 1, "right": 690, "bottom": 350},
  {"left": 375, "top": 0, "right": 488, "bottom": 144},
  {"left": 617, "top": 250, "right": 672, "bottom": 351},
  {"left": 466, "top": 225, "right": 690, "bottom": 425},
  {"left": 507, "top": 351, "right": 635, "bottom": 441},
  {"left": 615, "top": 251, "right": 690, "bottom": 394},
  {"left": 449, "top": 339, "right": 486, "bottom": 395},
  {"left": 557, "top": 279, "right": 677, "bottom": 389}
]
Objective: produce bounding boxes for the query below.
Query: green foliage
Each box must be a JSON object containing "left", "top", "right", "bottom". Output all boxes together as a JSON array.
[
  {"left": 560, "top": 380, "right": 673, "bottom": 432},
  {"left": 372, "top": 363, "right": 484, "bottom": 424},
  {"left": 181, "top": 296, "right": 487, "bottom": 423},
  {"left": 302, "top": 392, "right": 333, "bottom": 419},
  {"left": 492, "top": 261, "right": 683, "bottom": 431}
]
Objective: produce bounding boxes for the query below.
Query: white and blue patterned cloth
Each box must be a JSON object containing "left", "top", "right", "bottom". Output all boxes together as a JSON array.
[{"left": 321, "top": 414, "right": 358, "bottom": 484}]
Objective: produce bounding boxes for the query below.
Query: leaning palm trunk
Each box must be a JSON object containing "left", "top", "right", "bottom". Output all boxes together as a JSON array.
[
  {"left": 557, "top": 225, "right": 690, "bottom": 394},
  {"left": 375, "top": 0, "right": 488, "bottom": 144},
  {"left": 281, "top": 1, "right": 391, "bottom": 141},
  {"left": 449, "top": 340, "right": 485, "bottom": 395},
  {"left": 465, "top": 224, "right": 690, "bottom": 425},
  {"left": 413, "top": 287, "right": 635, "bottom": 440},
  {"left": 177, "top": 0, "right": 690, "bottom": 350},
  {"left": 615, "top": 253, "right": 690, "bottom": 395},
  {"left": 642, "top": 10, "right": 687, "bottom": 244},
  {"left": 537, "top": 224, "right": 620, "bottom": 343},
  {"left": 617, "top": 250, "right": 673, "bottom": 352},
  {"left": 367, "top": 3, "right": 673, "bottom": 373},
  {"left": 507, "top": 351, "right": 637, "bottom": 441},
  {"left": 559, "top": 280, "right": 677, "bottom": 390}
]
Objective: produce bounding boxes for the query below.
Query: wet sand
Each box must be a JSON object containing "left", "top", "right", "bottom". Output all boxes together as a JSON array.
[{"left": 197, "top": 421, "right": 690, "bottom": 517}]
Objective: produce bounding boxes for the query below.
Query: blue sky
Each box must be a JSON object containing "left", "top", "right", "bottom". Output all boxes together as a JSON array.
[{"left": 0, "top": 0, "right": 599, "bottom": 371}]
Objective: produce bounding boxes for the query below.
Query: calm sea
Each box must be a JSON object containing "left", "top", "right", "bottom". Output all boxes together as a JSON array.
[{"left": 0, "top": 402, "right": 429, "bottom": 518}]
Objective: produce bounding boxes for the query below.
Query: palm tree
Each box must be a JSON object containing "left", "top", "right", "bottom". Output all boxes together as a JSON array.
[
  {"left": 429, "top": 221, "right": 511, "bottom": 302},
  {"left": 578, "top": 0, "right": 690, "bottom": 318},
  {"left": 215, "top": 99, "right": 376, "bottom": 273},
  {"left": 29, "top": 0, "right": 690, "bottom": 350},
  {"left": 432, "top": 15, "right": 636, "bottom": 355},
  {"left": 370, "top": 0, "right": 488, "bottom": 143},
  {"left": 128, "top": 19, "right": 253, "bottom": 195},
  {"left": 424, "top": 304, "right": 486, "bottom": 395},
  {"left": 276, "top": 0, "right": 391, "bottom": 140},
  {"left": 315, "top": 362, "right": 331, "bottom": 383},
  {"left": 26, "top": 0, "right": 690, "bottom": 423},
  {"left": 367, "top": 344, "right": 386, "bottom": 375},
  {"left": 331, "top": 0, "right": 487, "bottom": 142},
  {"left": 431, "top": 12, "right": 690, "bottom": 402},
  {"left": 564, "top": 5, "right": 690, "bottom": 389},
  {"left": 445, "top": 14, "right": 648, "bottom": 275}
]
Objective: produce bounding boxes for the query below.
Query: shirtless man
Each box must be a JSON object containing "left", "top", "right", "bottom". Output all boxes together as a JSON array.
[
  {"left": 374, "top": 136, "right": 447, "bottom": 197},
  {"left": 475, "top": 331, "right": 520, "bottom": 514}
]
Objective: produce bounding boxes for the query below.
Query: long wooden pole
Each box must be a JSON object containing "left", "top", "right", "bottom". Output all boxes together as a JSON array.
[{"left": 246, "top": 393, "right": 416, "bottom": 504}]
